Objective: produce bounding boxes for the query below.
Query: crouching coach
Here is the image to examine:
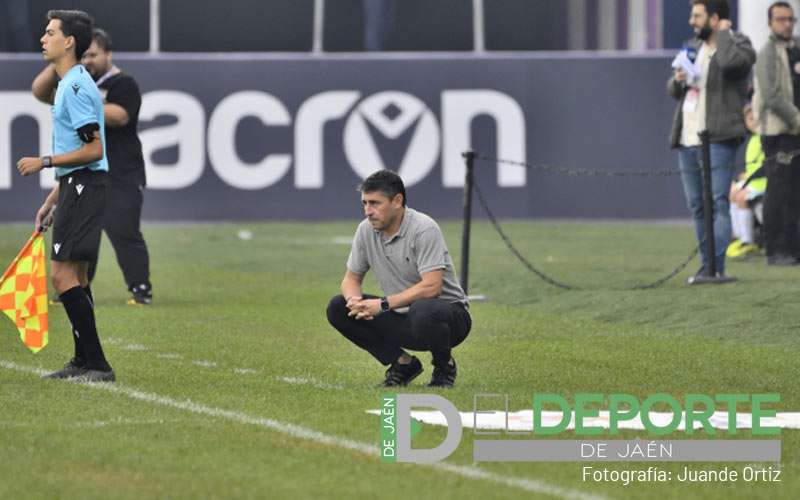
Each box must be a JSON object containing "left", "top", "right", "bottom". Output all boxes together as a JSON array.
[{"left": 326, "top": 170, "right": 471, "bottom": 388}]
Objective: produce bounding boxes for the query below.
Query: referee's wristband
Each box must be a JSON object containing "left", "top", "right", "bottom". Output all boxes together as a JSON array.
[{"left": 41, "top": 156, "right": 53, "bottom": 168}]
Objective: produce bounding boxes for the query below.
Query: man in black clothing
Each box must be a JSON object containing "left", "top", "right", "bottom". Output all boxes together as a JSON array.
[
  {"left": 33, "top": 28, "right": 154, "bottom": 304},
  {"left": 754, "top": 2, "right": 800, "bottom": 265},
  {"left": 83, "top": 29, "right": 153, "bottom": 303}
]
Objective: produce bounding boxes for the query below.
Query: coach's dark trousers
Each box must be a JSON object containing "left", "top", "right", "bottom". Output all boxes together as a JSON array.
[
  {"left": 88, "top": 182, "right": 151, "bottom": 289},
  {"left": 762, "top": 134, "right": 800, "bottom": 259},
  {"left": 326, "top": 295, "right": 471, "bottom": 367}
]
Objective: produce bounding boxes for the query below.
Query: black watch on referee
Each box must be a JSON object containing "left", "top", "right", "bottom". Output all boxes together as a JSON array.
[
  {"left": 380, "top": 297, "right": 391, "bottom": 313},
  {"left": 41, "top": 156, "right": 52, "bottom": 168}
]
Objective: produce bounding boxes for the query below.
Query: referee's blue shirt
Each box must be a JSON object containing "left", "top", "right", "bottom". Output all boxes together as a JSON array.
[{"left": 52, "top": 64, "right": 108, "bottom": 178}]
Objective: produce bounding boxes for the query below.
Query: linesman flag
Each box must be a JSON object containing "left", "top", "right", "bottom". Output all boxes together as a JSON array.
[{"left": 0, "top": 231, "right": 49, "bottom": 352}]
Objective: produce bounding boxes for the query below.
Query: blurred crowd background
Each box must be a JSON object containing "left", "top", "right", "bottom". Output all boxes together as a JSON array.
[{"left": 1, "top": 0, "right": 795, "bottom": 54}]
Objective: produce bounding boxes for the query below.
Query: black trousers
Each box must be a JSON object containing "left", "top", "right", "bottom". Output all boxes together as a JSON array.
[
  {"left": 88, "top": 181, "right": 151, "bottom": 289},
  {"left": 326, "top": 295, "right": 471, "bottom": 367},
  {"left": 761, "top": 134, "right": 800, "bottom": 258}
]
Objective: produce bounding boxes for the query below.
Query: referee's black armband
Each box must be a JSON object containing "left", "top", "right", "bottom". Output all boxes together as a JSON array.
[{"left": 76, "top": 123, "right": 100, "bottom": 143}]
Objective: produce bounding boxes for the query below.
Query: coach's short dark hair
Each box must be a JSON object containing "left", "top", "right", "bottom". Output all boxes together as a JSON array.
[
  {"left": 47, "top": 10, "right": 94, "bottom": 59},
  {"left": 768, "top": 1, "right": 793, "bottom": 22},
  {"left": 92, "top": 28, "right": 113, "bottom": 52},
  {"left": 359, "top": 170, "right": 407, "bottom": 207},
  {"left": 691, "top": 0, "right": 730, "bottom": 20}
]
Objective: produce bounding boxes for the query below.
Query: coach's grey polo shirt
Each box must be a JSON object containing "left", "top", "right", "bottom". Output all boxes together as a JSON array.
[{"left": 347, "top": 207, "right": 468, "bottom": 308}]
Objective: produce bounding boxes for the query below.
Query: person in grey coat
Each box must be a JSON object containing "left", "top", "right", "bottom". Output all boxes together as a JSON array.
[
  {"left": 752, "top": 1, "right": 800, "bottom": 265},
  {"left": 667, "top": 0, "right": 755, "bottom": 282}
]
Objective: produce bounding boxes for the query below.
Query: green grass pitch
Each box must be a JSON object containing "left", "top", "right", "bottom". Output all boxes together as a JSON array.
[{"left": 0, "top": 220, "right": 798, "bottom": 499}]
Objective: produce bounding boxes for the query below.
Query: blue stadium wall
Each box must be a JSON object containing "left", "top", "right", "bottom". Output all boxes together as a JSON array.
[{"left": 1, "top": 53, "right": 694, "bottom": 222}]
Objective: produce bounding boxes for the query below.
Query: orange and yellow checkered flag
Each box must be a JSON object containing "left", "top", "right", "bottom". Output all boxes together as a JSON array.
[{"left": 0, "top": 231, "right": 48, "bottom": 352}]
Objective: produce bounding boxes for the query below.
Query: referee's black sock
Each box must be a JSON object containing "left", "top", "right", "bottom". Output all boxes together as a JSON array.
[
  {"left": 60, "top": 286, "right": 111, "bottom": 372},
  {"left": 71, "top": 327, "right": 85, "bottom": 366},
  {"left": 69, "top": 285, "right": 94, "bottom": 366}
]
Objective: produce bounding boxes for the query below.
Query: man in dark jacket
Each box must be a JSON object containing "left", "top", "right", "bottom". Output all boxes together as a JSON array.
[
  {"left": 753, "top": 1, "right": 800, "bottom": 265},
  {"left": 668, "top": 0, "right": 755, "bottom": 283}
]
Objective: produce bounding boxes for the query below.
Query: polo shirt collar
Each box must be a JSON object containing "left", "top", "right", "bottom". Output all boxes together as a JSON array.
[
  {"left": 379, "top": 207, "right": 413, "bottom": 243},
  {"left": 397, "top": 207, "right": 413, "bottom": 238}
]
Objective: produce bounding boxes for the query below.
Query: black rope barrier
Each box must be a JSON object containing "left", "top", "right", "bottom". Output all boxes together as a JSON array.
[
  {"left": 459, "top": 146, "right": 800, "bottom": 292},
  {"left": 472, "top": 180, "right": 701, "bottom": 291},
  {"left": 474, "top": 154, "right": 684, "bottom": 177},
  {"left": 473, "top": 148, "right": 800, "bottom": 178}
]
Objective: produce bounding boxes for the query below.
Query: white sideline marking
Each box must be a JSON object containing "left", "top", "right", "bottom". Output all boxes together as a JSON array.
[
  {"left": 365, "top": 409, "right": 800, "bottom": 431},
  {"left": 109, "top": 337, "right": 248, "bottom": 374},
  {"left": 0, "top": 418, "right": 184, "bottom": 429},
  {"left": 155, "top": 353, "right": 182, "bottom": 360},
  {"left": 75, "top": 418, "right": 182, "bottom": 428},
  {"left": 192, "top": 360, "right": 217, "bottom": 368},
  {"left": 276, "top": 376, "right": 344, "bottom": 391},
  {"left": 0, "top": 360, "right": 602, "bottom": 500},
  {"left": 233, "top": 368, "right": 260, "bottom": 375},
  {"left": 122, "top": 344, "right": 148, "bottom": 351}
]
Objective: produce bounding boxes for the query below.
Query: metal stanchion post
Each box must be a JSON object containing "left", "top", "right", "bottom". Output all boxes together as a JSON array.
[
  {"left": 460, "top": 151, "right": 488, "bottom": 300},
  {"left": 688, "top": 131, "right": 736, "bottom": 285},
  {"left": 460, "top": 151, "right": 475, "bottom": 294},
  {"left": 701, "top": 130, "right": 717, "bottom": 277}
]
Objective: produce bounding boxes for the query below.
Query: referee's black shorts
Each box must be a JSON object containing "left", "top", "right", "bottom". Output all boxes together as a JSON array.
[{"left": 51, "top": 168, "right": 107, "bottom": 263}]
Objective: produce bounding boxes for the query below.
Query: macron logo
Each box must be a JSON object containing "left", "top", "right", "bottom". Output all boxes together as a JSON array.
[
  {"left": 53, "top": 243, "right": 61, "bottom": 255},
  {"left": 76, "top": 184, "right": 84, "bottom": 195},
  {"left": 71, "top": 83, "right": 80, "bottom": 95}
]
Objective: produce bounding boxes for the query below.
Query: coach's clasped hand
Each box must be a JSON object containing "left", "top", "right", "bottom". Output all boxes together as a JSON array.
[{"left": 346, "top": 296, "right": 381, "bottom": 321}]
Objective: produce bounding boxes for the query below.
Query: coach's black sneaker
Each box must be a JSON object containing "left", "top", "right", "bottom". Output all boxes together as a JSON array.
[
  {"left": 428, "top": 358, "right": 457, "bottom": 388},
  {"left": 381, "top": 356, "right": 423, "bottom": 387},
  {"left": 42, "top": 358, "right": 87, "bottom": 379},
  {"left": 127, "top": 284, "right": 153, "bottom": 306},
  {"left": 76, "top": 369, "right": 116, "bottom": 383}
]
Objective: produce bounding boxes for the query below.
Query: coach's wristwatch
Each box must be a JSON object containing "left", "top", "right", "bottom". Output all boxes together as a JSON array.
[
  {"left": 41, "top": 156, "right": 52, "bottom": 168},
  {"left": 380, "top": 297, "right": 391, "bottom": 313}
]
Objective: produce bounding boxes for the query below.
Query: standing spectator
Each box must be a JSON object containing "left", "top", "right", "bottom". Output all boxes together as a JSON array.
[
  {"left": 668, "top": 0, "right": 756, "bottom": 282},
  {"left": 753, "top": 1, "right": 800, "bottom": 265},
  {"left": 32, "top": 28, "right": 154, "bottom": 303}
]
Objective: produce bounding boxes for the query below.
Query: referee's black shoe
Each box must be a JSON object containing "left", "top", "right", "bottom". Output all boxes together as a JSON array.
[
  {"left": 128, "top": 284, "right": 153, "bottom": 306},
  {"left": 76, "top": 369, "right": 116, "bottom": 383},
  {"left": 428, "top": 357, "right": 457, "bottom": 388},
  {"left": 42, "top": 358, "right": 87, "bottom": 379},
  {"left": 381, "top": 356, "right": 423, "bottom": 387}
]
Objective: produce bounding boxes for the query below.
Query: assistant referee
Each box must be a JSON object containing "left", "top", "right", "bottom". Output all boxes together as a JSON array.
[
  {"left": 18, "top": 9, "right": 115, "bottom": 382},
  {"left": 33, "top": 27, "right": 153, "bottom": 306}
]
